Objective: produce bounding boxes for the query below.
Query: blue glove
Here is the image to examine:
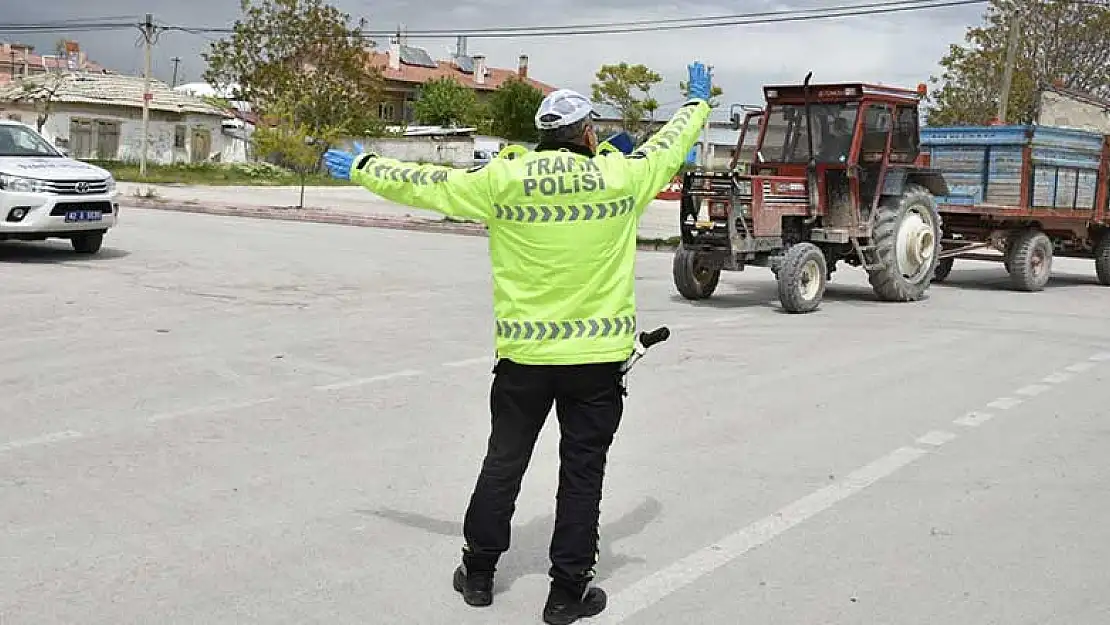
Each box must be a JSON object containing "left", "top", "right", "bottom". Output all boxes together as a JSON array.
[
  {"left": 323, "top": 142, "right": 365, "bottom": 181},
  {"left": 687, "top": 61, "right": 712, "bottom": 103}
]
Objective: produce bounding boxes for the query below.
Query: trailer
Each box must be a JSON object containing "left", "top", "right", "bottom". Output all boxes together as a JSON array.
[{"left": 920, "top": 124, "right": 1110, "bottom": 289}]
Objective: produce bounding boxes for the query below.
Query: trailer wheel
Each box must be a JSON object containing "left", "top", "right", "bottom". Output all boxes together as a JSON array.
[
  {"left": 867, "top": 183, "right": 942, "bottom": 302},
  {"left": 1005, "top": 229, "right": 1053, "bottom": 292},
  {"left": 673, "top": 243, "right": 720, "bottom": 300},
  {"left": 777, "top": 242, "right": 827, "bottom": 314},
  {"left": 933, "top": 257, "right": 954, "bottom": 282},
  {"left": 1094, "top": 234, "right": 1110, "bottom": 286}
]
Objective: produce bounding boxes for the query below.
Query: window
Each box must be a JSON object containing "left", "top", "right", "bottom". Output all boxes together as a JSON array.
[
  {"left": 174, "top": 125, "right": 186, "bottom": 149},
  {"left": 861, "top": 103, "right": 892, "bottom": 156},
  {"left": 891, "top": 105, "right": 919, "bottom": 154},
  {"left": 758, "top": 103, "right": 860, "bottom": 164},
  {"left": 378, "top": 102, "right": 396, "bottom": 121},
  {"left": 96, "top": 121, "right": 120, "bottom": 160},
  {"left": 0, "top": 123, "right": 60, "bottom": 157},
  {"left": 69, "top": 119, "right": 94, "bottom": 159}
]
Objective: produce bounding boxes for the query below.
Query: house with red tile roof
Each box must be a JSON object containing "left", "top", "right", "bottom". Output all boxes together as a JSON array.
[
  {"left": 366, "top": 38, "right": 556, "bottom": 124},
  {"left": 0, "top": 40, "right": 111, "bottom": 85}
]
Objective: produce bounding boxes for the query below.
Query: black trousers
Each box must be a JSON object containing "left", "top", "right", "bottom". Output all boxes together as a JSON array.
[{"left": 461, "top": 358, "right": 625, "bottom": 592}]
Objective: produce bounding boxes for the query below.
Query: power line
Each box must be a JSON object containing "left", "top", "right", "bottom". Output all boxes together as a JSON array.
[
  {"left": 162, "top": 0, "right": 989, "bottom": 39},
  {"left": 2, "top": 0, "right": 978, "bottom": 40}
]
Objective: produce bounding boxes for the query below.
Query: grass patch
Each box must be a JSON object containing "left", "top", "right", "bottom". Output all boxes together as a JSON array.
[{"left": 90, "top": 160, "right": 355, "bottom": 187}]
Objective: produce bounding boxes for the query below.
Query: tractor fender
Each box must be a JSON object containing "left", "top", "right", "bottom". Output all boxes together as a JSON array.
[{"left": 880, "top": 167, "right": 949, "bottom": 198}]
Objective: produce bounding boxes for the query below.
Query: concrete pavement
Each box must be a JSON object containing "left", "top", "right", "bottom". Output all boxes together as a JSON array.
[{"left": 2, "top": 209, "right": 1109, "bottom": 624}]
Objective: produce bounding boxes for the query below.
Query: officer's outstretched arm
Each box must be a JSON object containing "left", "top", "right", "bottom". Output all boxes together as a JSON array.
[
  {"left": 348, "top": 154, "right": 492, "bottom": 224},
  {"left": 622, "top": 99, "right": 711, "bottom": 213}
]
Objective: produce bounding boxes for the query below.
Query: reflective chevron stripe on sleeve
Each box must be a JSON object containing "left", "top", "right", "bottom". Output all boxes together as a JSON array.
[{"left": 495, "top": 316, "right": 636, "bottom": 341}]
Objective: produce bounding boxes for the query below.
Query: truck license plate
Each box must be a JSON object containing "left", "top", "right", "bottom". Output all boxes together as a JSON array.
[{"left": 65, "top": 210, "right": 102, "bottom": 223}]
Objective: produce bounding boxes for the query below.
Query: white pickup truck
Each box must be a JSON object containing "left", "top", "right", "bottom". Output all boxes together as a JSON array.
[{"left": 0, "top": 119, "right": 119, "bottom": 254}]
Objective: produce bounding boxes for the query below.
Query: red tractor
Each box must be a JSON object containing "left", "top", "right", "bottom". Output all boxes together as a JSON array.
[{"left": 673, "top": 75, "right": 949, "bottom": 312}]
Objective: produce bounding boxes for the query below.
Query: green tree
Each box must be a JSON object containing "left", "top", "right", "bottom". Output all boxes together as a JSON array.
[
  {"left": 413, "top": 77, "right": 481, "bottom": 127},
  {"left": 678, "top": 80, "right": 725, "bottom": 108},
  {"left": 486, "top": 77, "right": 545, "bottom": 142},
  {"left": 251, "top": 94, "right": 341, "bottom": 208},
  {"left": 591, "top": 62, "right": 663, "bottom": 134},
  {"left": 926, "top": 0, "right": 1110, "bottom": 126},
  {"left": 202, "top": 0, "right": 385, "bottom": 138}
]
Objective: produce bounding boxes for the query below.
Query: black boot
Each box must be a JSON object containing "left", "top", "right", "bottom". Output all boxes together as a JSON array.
[
  {"left": 452, "top": 564, "right": 494, "bottom": 607},
  {"left": 542, "top": 581, "right": 607, "bottom": 625}
]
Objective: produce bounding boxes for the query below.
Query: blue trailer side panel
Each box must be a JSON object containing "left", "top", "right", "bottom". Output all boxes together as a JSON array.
[{"left": 921, "top": 124, "right": 1105, "bottom": 211}]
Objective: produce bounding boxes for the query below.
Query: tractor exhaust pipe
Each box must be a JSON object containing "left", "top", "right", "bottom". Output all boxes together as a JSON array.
[{"left": 802, "top": 71, "right": 819, "bottom": 223}]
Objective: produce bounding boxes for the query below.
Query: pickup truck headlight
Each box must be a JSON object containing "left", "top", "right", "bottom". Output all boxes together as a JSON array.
[
  {"left": 106, "top": 176, "right": 117, "bottom": 194},
  {"left": 0, "top": 174, "right": 47, "bottom": 193}
]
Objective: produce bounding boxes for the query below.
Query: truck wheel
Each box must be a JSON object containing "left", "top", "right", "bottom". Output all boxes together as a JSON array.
[
  {"left": 673, "top": 243, "right": 720, "bottom": 300},
  {"left": 1005, "top": 229, "right": 1052, "bottom": 291},
  {"left": 71, "top": 232, "right": 104, "bottom": 254},
  {"left": 777, "top": 242, "right": 827, "bottom": 313},
  {"left": 933, "top": 258, "right": 954, "bottom": 282},
  {"left": 1094, "top": 234, "right": 1110, "bottom": 286},
  {"left": 867, "top": 183, "right": 942, "bottom": 302}
]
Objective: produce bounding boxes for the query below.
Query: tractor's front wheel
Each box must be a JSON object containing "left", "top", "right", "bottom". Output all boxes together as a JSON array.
[
  {"left": 867, "top": 183, "right": 942, "bottom": 302},
  {"left": 777, "top": 242, "right": 827, "bottom": 314},
  {"left": 673, "top": 243, "right": 720, "bottom": 300}
]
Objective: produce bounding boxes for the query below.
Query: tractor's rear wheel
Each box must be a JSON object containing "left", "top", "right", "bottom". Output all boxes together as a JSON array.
[
  {"left": 1094, "top": 233, "right": 1110, "bottom": 286},
  {"left": 777, "top": 242, "right": 827, "bottom": 313},
  {"left": 933, "top": 257, "right": 954, "bottom": 282},
  {"left": 867, "top": 183, "right": 942, "bottom": 302},
  {"left": 1005, "top": 229, "right": 1053, "bottom": 291},
  {"left": 673, "top": 243, "right": 720, "bottom": 300}
]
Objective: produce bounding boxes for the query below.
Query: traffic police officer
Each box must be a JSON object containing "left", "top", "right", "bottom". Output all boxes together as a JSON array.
[{"left": 325, "top": 62, "right": 713, "bottom": 624}]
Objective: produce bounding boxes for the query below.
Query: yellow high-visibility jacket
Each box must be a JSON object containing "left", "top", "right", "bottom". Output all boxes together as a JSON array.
[{"left": 349, "top": 100, "right": 711, "bottom": 365}]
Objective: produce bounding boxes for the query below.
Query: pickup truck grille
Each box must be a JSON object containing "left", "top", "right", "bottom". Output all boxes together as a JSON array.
[
  {"left": 43, "top": 179, "right": 111, "bottom": 195},
  {"left": 49, "top": 201, "right": 114, "bottom": 216}
]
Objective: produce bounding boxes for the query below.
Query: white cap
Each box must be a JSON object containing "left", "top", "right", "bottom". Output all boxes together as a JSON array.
[{"left": 535, "top": 89, "right": 599, "bottom": 130}]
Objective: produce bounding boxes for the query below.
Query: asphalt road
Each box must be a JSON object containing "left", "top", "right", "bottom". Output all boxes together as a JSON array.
[{"left": 3, "top": 208, "right": 1110, "bottom": 625}]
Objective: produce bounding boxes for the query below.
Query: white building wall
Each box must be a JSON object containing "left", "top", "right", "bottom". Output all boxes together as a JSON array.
[
  {"left": 0, "top": 102, "right": 227, "bottom": 164},
  {"left": 1037, "top": 90, "right": 1110, "bottom": 134},
  {"left": 354, "top": 136, "right": 475, "bottom": 167}
]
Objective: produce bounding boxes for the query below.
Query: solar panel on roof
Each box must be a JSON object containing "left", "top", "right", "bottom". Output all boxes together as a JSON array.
[
  {"left": 399, "top": 45, "right": 438, "bottom": 68},
  {"left": 454, "top": 55, "right": 474, "bottom": 74}
]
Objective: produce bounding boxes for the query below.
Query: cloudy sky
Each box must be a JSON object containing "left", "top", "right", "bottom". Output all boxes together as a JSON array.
[{"left": 6, "top": 0, "right": 985, "bottom": 113}]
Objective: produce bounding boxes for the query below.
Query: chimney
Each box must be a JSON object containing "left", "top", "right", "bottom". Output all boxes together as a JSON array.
[
  {"left": 472, "top": 55, "right": 486, "bottom": 85},
  {"left": 388, "top": 36, "right": 401, "bottom": 71},
  {"left": 456, "top": 36, "right": 467, "bottom": 58},
  {"left": 517, "top": 54, "right": 528, "bottom": 79}
]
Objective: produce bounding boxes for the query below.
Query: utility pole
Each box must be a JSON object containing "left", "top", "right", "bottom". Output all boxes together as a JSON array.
[
  {"left": 140, "top": 13, "right": 155, "bottom": 177},
  {"left": 170, "top": 57, "right": 181, "bottom": 88},
  {"left": 997, "top": 8, "right": 1021, "bottom": 123}
]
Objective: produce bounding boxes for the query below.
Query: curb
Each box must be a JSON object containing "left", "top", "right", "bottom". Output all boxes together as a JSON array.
[{"left": 123, "top": 199, "right": 681, "bottom": 252}]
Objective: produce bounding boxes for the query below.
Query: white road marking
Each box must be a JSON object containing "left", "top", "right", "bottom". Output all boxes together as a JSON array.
[
  {"left": 668, "top": 323, "right": 693, "bottom": 331},
  {"left": 953, "top": 411, "right": 994, "bottom": 428},
  {"left": 1066, "top": 362, "right": 1096, "bottom": 373},
  {"left": 443, "top": 357, "right": 490, "bottom": 368},
  {"left": 1089, "top": 352, "right": 1110, "bottom": 362},
  {"left": 1015, "top": 384, "right": 1051, "bottom": 397},
  {"left": 594, "top": 446, "right": 929, "bottom": 624},
  {"left": 313, "top": 369, "right": 423, "bottom": 391},
  {"left": 0, "top": 430, "right": 84, "bottom": 454},
  {"left": 916, "top": 430, "right": 957, "bottom": 447},
  {"left": 986, "top": 397, "right": 1023, "bottom": 410},
  {"left": 1043, "top": 372, "right": 1073, "bottom": 384},
  {"left": 148, "top": 398, "right": 277, "bottom": 423}
]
